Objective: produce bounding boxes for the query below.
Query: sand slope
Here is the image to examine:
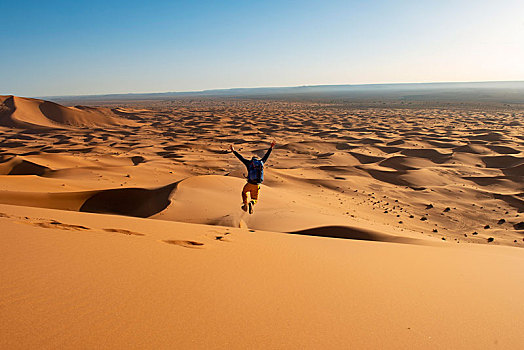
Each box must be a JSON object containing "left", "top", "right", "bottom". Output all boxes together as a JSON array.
[
  {"left": 1, "top": 204, "right": 523, "bottom": 349},
  {"left": 0, "top": 95, "right": 127, "bottom": 129}
]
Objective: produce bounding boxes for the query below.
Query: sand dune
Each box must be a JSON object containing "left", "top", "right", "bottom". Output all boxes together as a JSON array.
[
  {"left": 80, "top": 182, "right": 178, "bottom": 217},
  {"left": 1, "top": 203, "right": 523, "bottom": 349},
  {"left": 0, "top": 95, "right": 128, "bottom": 129},
  {"left": 0, "top": 155, "right": 50, "bottom": 175},
  {"left": 0, "top": 96, "right": 523, "bottom": 348}
]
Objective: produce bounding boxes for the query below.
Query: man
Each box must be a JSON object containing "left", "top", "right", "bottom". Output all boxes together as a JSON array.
[{"left": 230, "top": 141, "right": 275, "bottom": 214}]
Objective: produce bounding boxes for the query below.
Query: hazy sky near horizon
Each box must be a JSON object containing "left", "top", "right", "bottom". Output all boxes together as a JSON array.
[{"left": 1, "top": 0, "right": 524, "bottom": 97}]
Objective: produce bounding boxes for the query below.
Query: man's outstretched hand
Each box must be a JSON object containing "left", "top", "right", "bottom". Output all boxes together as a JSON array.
[{"left": 270, "top": 141, "right": 276, "bottom": 148}]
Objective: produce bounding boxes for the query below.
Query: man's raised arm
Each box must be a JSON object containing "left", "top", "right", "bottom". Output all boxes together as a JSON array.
[
  {"left": 261, "top": 141, "right": 276, "bottom": 163},
  {"left": 230, "top": 145, "right": 250, "bottom": 167}
]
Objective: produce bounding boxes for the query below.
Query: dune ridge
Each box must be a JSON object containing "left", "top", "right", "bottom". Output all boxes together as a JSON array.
[
  {"left": 80, "top": 182, "right": 178, "bottom": 217},
  {"left": 0, "top": 95, "right": 128, "bottom": 129}
]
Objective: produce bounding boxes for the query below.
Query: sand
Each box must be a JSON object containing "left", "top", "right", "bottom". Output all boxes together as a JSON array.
[{"left": 1, "top": 95, "right": 523, "bottom": 348}]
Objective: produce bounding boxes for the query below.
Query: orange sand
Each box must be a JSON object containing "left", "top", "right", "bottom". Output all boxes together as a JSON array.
[{"left": 0, "top": 96, "right": 523, "bottom": 348}]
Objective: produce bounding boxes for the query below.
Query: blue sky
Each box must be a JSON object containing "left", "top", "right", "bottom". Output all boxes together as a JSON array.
[{"left": 1, "top": 0, "right": 523, "bottom": 96}]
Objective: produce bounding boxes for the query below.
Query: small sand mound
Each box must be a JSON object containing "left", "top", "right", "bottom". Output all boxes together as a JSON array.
[
  {"left": 482, "top": 155, "right": 524, "bottom": 169},
  {"left": 288, "top": 225, "right": 423, "bottom": 244},
  {"left": 453, "top": 144, "right": 490, "bottom": 154},
  {"left": 487, "top": 145, "right": 520, "bottom": 155},
  {"left": 502, "top": 164, "right": 524, "bottom": 177},
  {"left": 400, "top": 148, "right": 453, "bottom": 163},
  {"left": 349, "top": 152, "right": 385, "bottom": 164},
  {"left": 493, "top": 193, "right": 524, "bottom": 213},
  {"left": 357, "top": 167, "right": 411, "bottom": 187},
  {"left": 0, "top": 95, "right": 129, "bottom": 129},
  {"left": 467, "top": 132, "right": 506, "bottom": 142},
  {"left": 379, "top": 156, "right": 418, "bottom": 170},
  {"left": 80, "top": 182, "right": 178, "bottom": 217},
  {"left": 0, "top": 156, "right": 50, "bottom": 176}
]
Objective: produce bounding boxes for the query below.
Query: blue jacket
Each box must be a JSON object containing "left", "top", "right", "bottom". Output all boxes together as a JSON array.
[{"left": 232, "top": 147, "right": 273, "bottom": 183}]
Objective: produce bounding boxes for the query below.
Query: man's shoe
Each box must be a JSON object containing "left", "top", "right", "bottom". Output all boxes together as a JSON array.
[
  {"left": 241, "top": 204, "right": 248, "bottom": 212},
  {"left": 248, "top": 201, "right": 254, "bottom": 214}
]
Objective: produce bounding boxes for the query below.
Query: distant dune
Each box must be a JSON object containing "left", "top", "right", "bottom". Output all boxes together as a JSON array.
[{"left": 0, "top": 95, "right": 128, "bottom": 129}]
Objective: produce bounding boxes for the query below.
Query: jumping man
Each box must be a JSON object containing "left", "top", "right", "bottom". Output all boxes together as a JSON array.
[{"left": 230, "top": 141, "right": 275, "bottom": 214}]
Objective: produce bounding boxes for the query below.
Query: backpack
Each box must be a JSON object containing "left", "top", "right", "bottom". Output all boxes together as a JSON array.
[{"left": 247, "top": 159, "right": 264, "bottom": 183}]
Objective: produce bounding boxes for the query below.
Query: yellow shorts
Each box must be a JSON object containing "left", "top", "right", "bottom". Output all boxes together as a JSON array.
[{"left": 242, "top": 182, "right": 260, "bottom": 205}]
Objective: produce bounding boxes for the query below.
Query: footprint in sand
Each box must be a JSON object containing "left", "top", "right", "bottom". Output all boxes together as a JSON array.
[
  {"left": 31, "top": 220, "right": 91, "bottom": 231},
  {"left": 103, "top": 228, "right": 145, "bottom": 236},
  {"left": 203, "top": 229, "right": 233, "bottom": 242},
  {"left": 163, "top": 240, "right": 204, "bottom": 248},
  {"left": 215, "top": 232, "right": 233, "bottom": 241}
]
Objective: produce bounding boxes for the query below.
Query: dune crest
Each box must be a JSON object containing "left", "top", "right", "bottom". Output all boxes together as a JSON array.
[
  {"left": 0, "top": 95, "right": 129, "bottom": 129},
  {"left": 80, "top": 182, "right": 178, "bottom": 217}
]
